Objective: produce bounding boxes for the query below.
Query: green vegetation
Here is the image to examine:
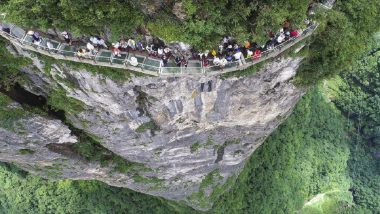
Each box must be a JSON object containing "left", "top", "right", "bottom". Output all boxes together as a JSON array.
[
  {"left": 18, "top": 149, "right": 35, "bottom": 155},
  {"left": 188, "top": 169, "right": 224, "bottom": 209},
  {"left": 301, "top": 190, "right": 353, "bottom": 213},
  {"left": 0, "top": 93, "right": 26, "bottom": 131},
  {"left": 146, "top": 14, "right": 186, "bottom": 43},
  {"left": 132, "top": 174, "right": 163, "bottom": 185},
  {"left": 70, "top": 131, "right": 150, "bottom": 174},
  {"left": 0, "top": 0, "right": 143, "bottom": 39},
  {"left": 135, "top": 121, "right": 157, "bottom": 133},
  {"left": 214, "top": 139, "right": 240, "bottom": 163},
  {"left": 0, "top": 38, "right": 31, "bottom": 89},
  {"left": 1, "top": 0, "right": 311, "bottom": 48},
  {"left": 47, "top": 88, "right": 84, "bottom": 115},
  {"left": 220, "top": 61, "right": 265, "bottom": 79},
  {"left": 0, "top": 162, "right": 196, "bottom": 214},
  {"left": 205, "top": 138, "right": 214, "bottom": 147},
  {"left": 323, "top": 36, "right": 380, "bottom": 212},
  {"left": 190, "top": 142, "right": 201, "bottom": 153},
  {"left": 297, "top": 0, "right": 380, "bottom": 84}
]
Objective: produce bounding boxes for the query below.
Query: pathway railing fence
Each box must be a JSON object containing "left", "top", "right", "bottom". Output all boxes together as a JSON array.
[{"left": 0, "top": 16, "right": 317, "bottom": 77}]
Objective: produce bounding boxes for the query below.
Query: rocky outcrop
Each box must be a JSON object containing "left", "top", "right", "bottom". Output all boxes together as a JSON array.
[
  {"left": 129, "top": 0, "right": 175, "bottom": 16},
  {"left": 0, "top": 46, "right": 304, "bottom": 210}
]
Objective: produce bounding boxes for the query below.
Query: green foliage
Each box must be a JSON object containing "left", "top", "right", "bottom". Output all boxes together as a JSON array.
[
  {"left": 297, "top": 0, "right": 380, "bottom": 84},
  {"left": 200, "top": 170, "right": 222, "bottom": 191},
  {"left": 135, "top": 121, "right": 156, "bottom": 133},
  {"left": 47, "top": 88, "right": 84, "bottom": 115},
  {"left": 71, "top": 132, "right": 149, "bottom": 174},
  {"left": 0, "top": 93, "right": 26, "bottom": 131},
  {"left": 190, "top": 142, "right": 201, "bottom": 153},
  {"left": 0, "top": 93, "right": 10, "bottom": 106},
  {"left": 18, "top": 149, "right": 35, "bottom": 155},
  {"left": 0, "top": 38, "right": 31, "bottom": 89},
  {"left": 205, "top": 138, "right": 214, "bottom": 146},
  {"left": 324, "top": 37, "right": 380, "bottom": 213},
  {"left": 147, "top": 14, "right": 186, "bottom": 43},
  {"left": 3, "top": 0, "right": 143, "bottom": 37},
  {"left": 2, "top": 0, "right": 315, "bottom": 49},
  {"left": 220, "top": 61, "right": 265, "bottom": 79},
  {"left": 254, "top": 0, "right": 309, "bottom": 43},
  {"left": 332, "top": 46, "right": 380, "bottom": 139},
  {"left": 0, "top": 162, "right": 196, "bottom": 214},
  {"left": 182, "top": 0, "right": 197, "bottom": 17},
  {"left": 345, "top": 136, "right": 380, "bottom": 213},
  {"left": 301, "top": 190, "right": 353, "bottom": 214},
  {"left": 188, "top": 169, "right": 224, "bottom": 209},
  {"left": 132, "top": 174, "right": 163, "bottom": 185}
]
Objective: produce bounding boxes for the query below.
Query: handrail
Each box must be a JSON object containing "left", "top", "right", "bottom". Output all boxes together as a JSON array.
[{"left": 0, "top": 22, "right": 317, "bottom": 77}]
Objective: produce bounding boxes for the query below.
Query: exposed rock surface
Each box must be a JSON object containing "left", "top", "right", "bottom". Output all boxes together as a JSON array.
[
  {"left": 172, "top": 2, "right": 187, "bottom": 20},
  {"left": 0, "top": 47, "right": 304, "bottom": 210},
  {"left": 130, "top": 0, "right": 175, "bottom": 16}
]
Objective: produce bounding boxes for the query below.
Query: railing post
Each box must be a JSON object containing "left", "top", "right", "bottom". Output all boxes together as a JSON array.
[
  {"left": 94, "top": 52, "right": 99, "bottom": 63},
  {"left": 20, "top": 33, "right": 27, "bottom": 45},
  {"left": 200, "top": 60, "right": 204, "bottom": 74}
]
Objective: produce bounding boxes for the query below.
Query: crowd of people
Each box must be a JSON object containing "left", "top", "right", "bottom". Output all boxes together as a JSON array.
[{"left": 1, "top": 18, "right": 312, "bottom": 70}]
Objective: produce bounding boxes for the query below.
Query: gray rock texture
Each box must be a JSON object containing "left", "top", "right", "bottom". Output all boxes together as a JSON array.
[{"left": 0, "top": 47, "right": 304, "bottom": 210}]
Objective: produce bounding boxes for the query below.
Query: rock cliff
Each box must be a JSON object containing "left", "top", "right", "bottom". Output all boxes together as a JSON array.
[{"left": 0, "top": 46, "right": 304, "bottom": 210}]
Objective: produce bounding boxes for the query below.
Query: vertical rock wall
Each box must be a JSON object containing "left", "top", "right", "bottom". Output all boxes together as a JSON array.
[{"left": 1, "top": 51, "right": 304, "bottom": 210}]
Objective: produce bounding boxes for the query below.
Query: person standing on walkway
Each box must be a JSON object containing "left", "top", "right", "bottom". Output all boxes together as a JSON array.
[{"left": 61, "top": 31, "right": 72, "bottom": 45}]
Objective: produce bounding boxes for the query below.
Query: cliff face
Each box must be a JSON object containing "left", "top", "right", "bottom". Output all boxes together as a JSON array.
[{"left": 0, "top": 47, "right": 304, "bottom": 210}]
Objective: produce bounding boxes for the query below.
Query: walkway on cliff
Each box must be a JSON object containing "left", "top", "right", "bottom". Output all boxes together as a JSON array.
[{"left": 0, "top": 14, "right": 320, "bottom": 77}]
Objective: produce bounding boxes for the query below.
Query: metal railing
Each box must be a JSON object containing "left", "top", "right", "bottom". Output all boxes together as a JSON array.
[{"left": 0, "top": 19, "right": 317, "bottom": 77}]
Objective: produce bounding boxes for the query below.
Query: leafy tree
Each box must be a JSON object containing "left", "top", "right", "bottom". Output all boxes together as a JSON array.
[
  {"left": 2, "top": 0, "right": 143, "bottom": 39},
  {"left": 1, "top": 0, "right": 315, "bottom": 47},
  {"left": 297, "top": 0, "right": 380, "bottom": 84},
  {"left": 0, "top": 162, "right": 197, "bottom": 214}
]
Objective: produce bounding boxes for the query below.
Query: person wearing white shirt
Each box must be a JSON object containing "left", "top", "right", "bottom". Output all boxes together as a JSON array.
[
  {"left": 277, "top": 33, "right": 285, "bottom": 44},
  {"left": 234, "top": 51, "right": 243, "bottom": 66},
  {"left": 157, "top": 47, "right": 164, "bottom": 57},
  {"left": 213, "top": 57, "right": 221, "bottom": 66},
  {"left": 113, "top": 42, "right": 120, "bottom": 49},
  {"left": 130, "top": 56, "right": 138, "bottom": 66},
  {"left": 247, "top": 49, "right": 253, "bottom": 58},
  {"left": 90, "top": 36, "right": 108, "bottom": 49},
  {"left": 220, "top": 58, "right": 227, "bottom": 68},
  {"left": 46, "top": 41, "right": 54, "bottom": 50},
  {"left": 86, "top": 42, "right": 95, "bottom": 55}
]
